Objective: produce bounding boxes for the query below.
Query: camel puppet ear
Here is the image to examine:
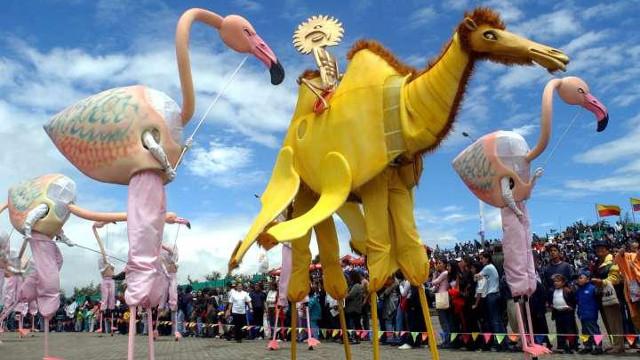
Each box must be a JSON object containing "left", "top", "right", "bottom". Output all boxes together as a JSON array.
[{"left": 463, "top": 17, "right": 477, "bottom": 31}]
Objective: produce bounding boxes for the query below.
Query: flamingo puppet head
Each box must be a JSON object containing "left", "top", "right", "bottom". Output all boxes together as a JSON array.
[
  {"left": 218, "top": 15, "right": 285, "bottom": 85},
  {"left": 555, "top": 76, "right": 609, "bottom": 132}
]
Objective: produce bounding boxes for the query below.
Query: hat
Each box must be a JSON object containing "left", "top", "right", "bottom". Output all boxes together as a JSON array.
[
  {"left": 578, "top": 269, "right": 591, "bottom": 278},
  {"left": 593, "top": 240, "right": 609, "bottom": 249}
]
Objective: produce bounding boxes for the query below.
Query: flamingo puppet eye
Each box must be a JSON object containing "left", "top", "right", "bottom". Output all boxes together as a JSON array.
[{"left": 577, "top": 88, "right": 585, "bottom": 94}]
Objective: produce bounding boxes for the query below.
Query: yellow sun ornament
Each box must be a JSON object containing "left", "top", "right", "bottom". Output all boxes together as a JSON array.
[{"left": 293, "top": 15, "right": 344, "bottom": 112}]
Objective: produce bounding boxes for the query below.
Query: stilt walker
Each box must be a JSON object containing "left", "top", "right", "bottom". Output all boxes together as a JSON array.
[
  {"left": 92, "top": 222, "right": 117, "bottom": 335},
  {"left": 44, "top": 7, "right": 284, "bottom": 360},
  {"left": 453, "top": 77, "right": 609, "bottom": 359}
]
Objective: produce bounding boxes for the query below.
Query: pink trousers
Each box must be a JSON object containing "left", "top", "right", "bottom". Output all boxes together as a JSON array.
[
  {"left": 0, "top": 276, "right": 21, "bottom": 322},
  {"left": 19, "top": 232, "right": 63, "bottom": 318},
  {"left": 100, "top": 277, "right": 116, "bottom": 311},
  {"left": 501, "top": 203, "right": 536, "bottom": 297},
  {"left": 167, "top": 272, "right": 177, "bottom": 311},
  {"left": 124, "top": 171, "right": 166, "bottom": 308}
]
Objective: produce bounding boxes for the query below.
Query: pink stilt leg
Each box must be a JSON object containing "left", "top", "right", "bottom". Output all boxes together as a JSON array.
[
  {"left": 524, "top": 300, "right": 551, "bottom": 356},
  {"left": 111, "top": 313, "right": 115, "bottom": 336},
  {"left": 153, "top": 310, "right": 159, "bottom": 340},
  {"left": 97, "top": 311, "right": 103, "bottom": 334},
  {"left": 268, "top": 306, "right": 280, "bottom": 350},
  {"left": 127, "top": 306, "right": 137, "bottom": 360},
  {"left": 514, "top": 301, "right": 532, "bottom": 360},
  {"left": 172, "top": 311, "right": 180, "bottom": 341},
  {"left": 42, "top": 317, "right": 63, "bottom": 360},
  {"left": 147, "top": 308, "right": 155, "bottom": 360},
  {"left": 305, "top": 306, "right": 320, "bottom": 349}
]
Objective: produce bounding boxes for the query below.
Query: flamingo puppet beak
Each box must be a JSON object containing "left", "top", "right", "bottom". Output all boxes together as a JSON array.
[
  {"left": 583, "top": 93, "right": 609, "bottom": 132},
  {"left": 247, "top": 33, "right": 285, "bottom": 85},
  {"left": 175, "top": 217, "right": 191, "bottom": 229}
]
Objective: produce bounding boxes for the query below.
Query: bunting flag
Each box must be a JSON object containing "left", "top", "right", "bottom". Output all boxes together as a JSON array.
[
  {"left": 379, "top": 331, "right": 385, "bottom": 341},
  {"left": 450, "top": 333, "right": 458, "bottom": 342},
  {"left": 579, "top": 334, "right": 590, "bottom": 343},
  {"left": 534, "top": 335, "right": 546, "bottom": 344},
  {"left": 471, "top": 332, "right": 479, "bottom": 341},
  {"left": 400, "top": 331, "right": 408, "bottom": 336},
  {"left": 422, "top": 332, "right": 429, "bottom": 342},
  {"left": 609, "top": 335, "right": 614, "bottom": 344},
  {"left": 321, "top": 329, "right": 327, "bottom": 338},
  {"left": 332, "top": 329, "right": 339, "bottom": 337},
  {"left": 287, "top": 328, "right": 291, "bottom": 335},
  {"left": 547, "top": 334, "right": 557, "bottom": 343},
  {"left": 461, "top": 334, "right": 470, "bottom": 344},
  {"left": 593, "top": 334, "right": 603, "bottom": 345},
  {"left": 597, "top": 204, "right": 621, "bottom": 217},
  {"left": 631, "top": 197, "right": 640, "bottom": 212},
  {"left": 495, "top": 334, "right": 506, "bottom": 344},
  {"left": 483, "top": 333, "right": 492, "bottom": 344},
  {"left": 439, "top": 332, "right": 446, "bottom": 342},
  {"left": 625, "top": 335, "right": 636, "bottom": 345},
  {"left": 411, "top": 332, "right": 419, "bottom": 342},
  {"left": 508, "top": 334, "right": 519, "bottom": 342}
]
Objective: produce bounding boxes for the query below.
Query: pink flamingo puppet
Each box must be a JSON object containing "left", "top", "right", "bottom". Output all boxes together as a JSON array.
[
  {"left": 453, "top": 76, "right": 608, "bottom": 358},
  {"left": 44, "top": 8, "right": 284, "bottom": 360}
]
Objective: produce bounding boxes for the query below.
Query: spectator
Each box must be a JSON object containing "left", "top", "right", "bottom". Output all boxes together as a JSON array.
[
  {"left": 575, "top": 270, "right": 603, "bottom": 355},
  {"left": 592, "top": 240, "right": 625, "bottom": 354},
  {"left": 550, "top": 274, "right": 576, "bottom": 354}
]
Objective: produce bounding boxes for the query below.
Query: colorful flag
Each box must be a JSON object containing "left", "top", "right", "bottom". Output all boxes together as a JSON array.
[
  {"left": 597, "top": 204, "right": 621, "bottom": 217},
  {"left": 631, "top": 197, "right": 640, "bottom": 212}
]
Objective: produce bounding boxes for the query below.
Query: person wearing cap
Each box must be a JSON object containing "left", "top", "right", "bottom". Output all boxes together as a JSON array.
[
  {"left": 592, "top": 240, "right": 625, "bottom": 354},
  {"left": 575, "top": 269, "right": 603, "bottom": 354}
]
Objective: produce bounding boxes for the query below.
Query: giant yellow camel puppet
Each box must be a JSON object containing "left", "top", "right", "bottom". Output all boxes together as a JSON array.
[{"left": 230, "top": 8, "right": 569, "bottom": 359}]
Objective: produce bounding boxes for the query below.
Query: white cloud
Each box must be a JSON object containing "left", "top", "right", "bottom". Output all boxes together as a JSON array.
[
  {"left": 582, "top": 2, "right": 630, "bottom": 20},
  {"left": 565, "top": 176, "right": 640, "bottom": 193},
  {"left": 486, "top": 0, "right": 524, "bottom": 23},
  {"left": 233, "top": 0, "right": 263, "bottom": 12},
  {"left": 408, "top": 7, "right": 438, "bottom": 29},
  {"left": 562, "top": 31, "right": 609, "bottom": 55},
  {"left": 186, "top": 140, "right": 266, "bottom": 187},
  {"left": 512, "top": 9, "right": 581, "bottom": 41},
  {"left": 512, "top": 124, "right": 537, "bottom": 136}
]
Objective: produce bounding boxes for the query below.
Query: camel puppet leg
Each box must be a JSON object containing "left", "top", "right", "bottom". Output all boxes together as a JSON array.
[
  {"left": 268, "top": 152, "right": 351, "bottom": 242},
  {"left": 286, "top": 187, "right": 314, "bottom": 306},
  {"left": 229, "top": 146, "right": 300, "bottom": 269},
  {"left": 337, "top": 302, "right": 352, "bottom": 360},
  {"left": 336, "top": 202, "right": 367, "bottom": 255},
  {"left": 387, "top": 168, "right": 438, "bottom": 360}
]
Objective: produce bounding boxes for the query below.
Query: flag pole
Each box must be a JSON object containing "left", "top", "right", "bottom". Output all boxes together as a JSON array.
[
  {"left": 631, "top": 198, "right": 637, "bottom": 224},
  {"left": 595, "top": 203, "right": 601, "bottom": 233}
]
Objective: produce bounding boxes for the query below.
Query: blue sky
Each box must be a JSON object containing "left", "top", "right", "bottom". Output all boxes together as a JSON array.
[{"left": 1, "top": 0, "right": 639, "bottom": 291}]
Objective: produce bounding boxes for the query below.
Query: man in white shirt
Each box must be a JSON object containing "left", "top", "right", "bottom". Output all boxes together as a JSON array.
[{"left": 226, "top": 283, "right": 252, "bottom": 343}]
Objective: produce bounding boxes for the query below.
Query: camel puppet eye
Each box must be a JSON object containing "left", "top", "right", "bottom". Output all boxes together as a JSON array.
[
  {"left": 483, "top": 31, "right": 497, "bottom": 41},
  {"left": 577, "top": 88, "right": 585, "bottom": 94}
]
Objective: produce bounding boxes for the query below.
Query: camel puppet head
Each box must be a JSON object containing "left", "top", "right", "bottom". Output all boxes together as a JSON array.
[{"left": 457, "top": 7, "right": 569, "bottom": 72}]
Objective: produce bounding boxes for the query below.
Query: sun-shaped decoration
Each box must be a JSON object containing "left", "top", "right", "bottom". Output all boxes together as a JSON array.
[{"left": 293, "top": 15, "right": 344, "bottom": 54}]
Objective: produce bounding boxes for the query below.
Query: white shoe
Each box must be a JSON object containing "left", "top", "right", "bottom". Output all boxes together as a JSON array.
[{"left": 399, "top": 344, "right": 412, "bottom": 350}]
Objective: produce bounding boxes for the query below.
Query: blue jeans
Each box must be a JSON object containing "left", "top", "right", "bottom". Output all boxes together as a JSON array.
[
  {"left": 485, "top": 293, "right": 507, "bottom": 349},
  {"left": 437, "top": 309, "right": 453, "bottom": 345},
  {"left": 580, "top": 319, "right": 601, "bottom": 350},
  {"left": 395, "top": 307, "right": 405, "bottom": 331},
  {"left": 176, "top": 310, "right": 185, "bottom": 334}
]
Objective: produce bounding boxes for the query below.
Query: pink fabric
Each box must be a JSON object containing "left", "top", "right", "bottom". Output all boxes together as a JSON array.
[
  {"left": 28, "top": 300, "right": 37, "bottom": 315},
  {"left": 278, "top": 245, "right": 292, "bottom": 307},
  {"left": 100, "top": 277, "right": 116, "bottom": 310},
  {"left": 168, "top": 272, "right": 177, "bottom": 311},
  {"left": 21, "top": 232, "right": 63, "bottom": 318},
  {"left": 0, "top": 276, "right": 21, "bottom": 322},
  {"left": 431, "top": 271, "right": 450, "bottom": 293},
  {"left": 18, "top": 270, "right": 38, "bottom": 304},
  {"left": 501, "top": 203, "right": 536, "bottom": 297},
  {"left": 124, "top": 170, "right": 166, "bottom": 307}
]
